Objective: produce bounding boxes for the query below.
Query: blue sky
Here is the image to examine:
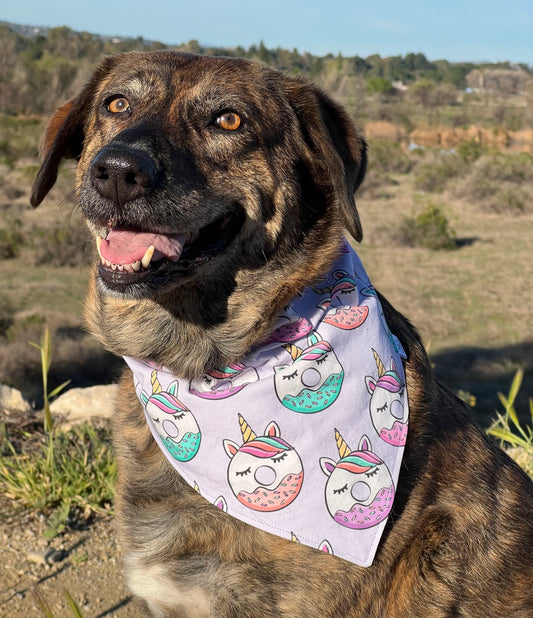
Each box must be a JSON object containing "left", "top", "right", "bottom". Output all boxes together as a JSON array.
[{"left": 2, "top": 1, "right": 532, "bottom": 63}]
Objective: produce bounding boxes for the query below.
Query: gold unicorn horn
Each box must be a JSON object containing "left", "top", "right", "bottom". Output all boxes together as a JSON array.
[
  {"left": 238, "top": 414, "right": 256, "bottom": 442},
  {"left": 283, "top": 344, "right": 302, "bottom": 361},
  {"left": 372, "top": 349, "right": 386, "bottom": 378},
  {"left": 335, "top": 429, "right": 351, "bottom": 459},
  {"left": 150, "top": 370, "right": 162, "bottom": 394}
]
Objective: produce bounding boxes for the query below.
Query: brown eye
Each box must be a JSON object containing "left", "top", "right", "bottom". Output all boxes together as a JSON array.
[
  {"left": 216, "top": 112, "right": 241, "bottom": 131},
  {"left": 107, "top": 97, "right": 130, "bottom": 114}
]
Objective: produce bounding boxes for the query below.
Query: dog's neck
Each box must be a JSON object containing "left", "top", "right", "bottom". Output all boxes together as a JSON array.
[{"left": 85, "top": 234, "right": 345, "bottom": 378}]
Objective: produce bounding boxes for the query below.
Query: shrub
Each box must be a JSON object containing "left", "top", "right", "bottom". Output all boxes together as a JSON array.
[
  {"left": 397, "top": 203, "right": 456, "bottom": 250},
  {"left": 454, "top": 152, "right": 533, "bottom": 214},
  {"left": 0, "top": 218, "right": 24, "bottom": 258},
  {"left": 414, "top": 151, "right": 463, "bottom": 193},
  {"left": 32, "top": 221, "right": 89, "bottom": 267},
  {"left": 456, "top": 139, "right": 486, "bottom": 163},
  {"left": 367, "top": 139, "right": 413, "bottom": 174}
]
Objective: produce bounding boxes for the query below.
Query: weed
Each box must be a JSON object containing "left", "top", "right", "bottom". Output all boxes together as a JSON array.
[
  {"left": 487, "top": 369, "right": 533, "bottom": 479},
  {"left": 0, "top": 217, "right": 24, "bottom": 258},
  {"left": 367, "top": 139, "right": 413, "bottom": 174},
  {"left": 0, "top": 423, "right": 116, "bottom": 536},
  {"left": 29, "top": 326, "right": 71, "bottom": 433}
]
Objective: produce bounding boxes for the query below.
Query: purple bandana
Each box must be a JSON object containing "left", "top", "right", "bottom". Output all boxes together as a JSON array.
[{"left": 125, "top": 239, "right": 408, "bottom": 567}]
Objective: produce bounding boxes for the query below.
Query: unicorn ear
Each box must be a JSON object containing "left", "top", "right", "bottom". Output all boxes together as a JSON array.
[
  {"left": 223, "top": 439, "right": 239, "bottom": 459},
  {"left": 265, "top": 421, "right": 281, "bottom": 438},
  {"left": 390, "top": 358, "right": 397, "bottom": 373},
  {"left": 319, "top": 540, "right": 333, "bottom": 554},
  {"left": 214, "top": 496, "right": 228, "bottom": 512},
  {"left": 320, "top": 457, "right": 336, "bottom": 477},
  {"left": 167, "top": 381, "right": 178, "bottom": 396},
  {"left": 359, "top": 435, "right": 372, "bottom": 452},
  {"left": 308, "top": 330, "right": 322, "bottom": 346},
  {"left": 365, "top": 376, "right": 376, "bottom": 394}
]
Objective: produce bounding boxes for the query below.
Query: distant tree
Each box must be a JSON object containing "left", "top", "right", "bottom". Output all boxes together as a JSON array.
[{"left": 366, "top": 77, "right": 394, "bottom": 96}]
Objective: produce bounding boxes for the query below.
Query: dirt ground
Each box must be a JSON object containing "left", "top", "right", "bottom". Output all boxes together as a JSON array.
[{"left": 0, "top": 510, "right": 147, "bottom": 617}]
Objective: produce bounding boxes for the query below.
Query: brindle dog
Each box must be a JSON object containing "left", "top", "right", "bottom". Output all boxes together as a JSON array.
[{"left": 32, "top": 52, "right": 532, "bottom": 617}]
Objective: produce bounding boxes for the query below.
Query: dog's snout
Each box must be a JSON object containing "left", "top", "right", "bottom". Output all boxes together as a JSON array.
[{"left": 90, "top": 147, "right": 158, "bottom": 204}]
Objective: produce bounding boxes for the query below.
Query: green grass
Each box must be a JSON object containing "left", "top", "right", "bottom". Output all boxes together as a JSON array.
[{"left": 0, "top": 423, "right": 116, "bottom": 536}]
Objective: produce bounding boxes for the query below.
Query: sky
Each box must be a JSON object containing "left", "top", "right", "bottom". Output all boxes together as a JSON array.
[{"left": 2, "top": 0, "right": 532, "bottom": 64}]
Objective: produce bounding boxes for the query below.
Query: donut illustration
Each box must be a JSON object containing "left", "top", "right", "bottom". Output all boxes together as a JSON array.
[
  {"left": 263, "top": 305, "right": 313, "bottom": 345},
  {"left": 365, "top": 349, "right": 408, "bottom": 446},
  {"left": 318, "top": 299, "right": 369, "bottom": 331},
  {"left": 189, "top": 362, "right": 259, "bottom": 399},
  {"left": 320, "top": 431, "right": 395, "bottom": 529},
  {"left": 274, "top": 332, "right": 343, "bottom": 413},
  {"left": 223, "top": 415, "right": 304, "bottom": 512},
  {"left": 140, "top": 371, "right": 201, "bottom": 462}
]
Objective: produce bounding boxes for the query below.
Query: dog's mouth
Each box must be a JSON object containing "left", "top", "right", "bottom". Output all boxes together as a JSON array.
[{"left": 95, "top": 208, "right": 245, "bottom": 294}]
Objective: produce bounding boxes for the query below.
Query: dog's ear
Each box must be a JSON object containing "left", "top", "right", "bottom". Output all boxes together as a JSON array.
[
  {"left": 285, "top": 81, "right": 367, "bottom": 242},
  {"left": 30, "top": 56, "right": 118, "bottom": 208}
]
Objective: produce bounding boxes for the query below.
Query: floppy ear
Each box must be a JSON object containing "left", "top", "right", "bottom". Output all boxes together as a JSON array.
[
  {"left": 30, "top": 55, "right": 118, "bottom": 208},
  {"left": 285, "top": 80, "right": 367, "bottom": 242}
]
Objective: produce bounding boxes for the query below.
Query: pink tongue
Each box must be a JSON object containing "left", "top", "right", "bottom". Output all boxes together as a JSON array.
[{"left": 99, "top": 229, "right": 186, "bottom": 265}]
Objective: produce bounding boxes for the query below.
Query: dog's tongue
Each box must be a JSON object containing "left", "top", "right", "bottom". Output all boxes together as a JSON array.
[{"left": 99, "top": 228, "right": 186, "bottom": 265}]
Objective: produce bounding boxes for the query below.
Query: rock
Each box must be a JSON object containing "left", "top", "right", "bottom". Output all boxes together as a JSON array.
[
  {"left": 0, "top": 383, "right": 31, "bottom": 413},
  {"left": 50, "top": 384, "right": 117, "bottom": 427}
]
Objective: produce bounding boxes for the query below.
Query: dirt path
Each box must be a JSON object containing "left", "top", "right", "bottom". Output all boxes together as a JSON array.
[{"left": 0, "top": 511, "right": 146, "bottom": 617}]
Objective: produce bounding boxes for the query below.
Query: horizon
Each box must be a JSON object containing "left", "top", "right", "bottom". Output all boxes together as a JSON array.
[{"left": 2, "top": 1, "right": 532, "bottom": 65}]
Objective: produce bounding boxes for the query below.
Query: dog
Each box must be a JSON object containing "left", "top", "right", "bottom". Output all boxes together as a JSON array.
[{"left": 31, "top": 51, "right": 533, "bottom": 617}]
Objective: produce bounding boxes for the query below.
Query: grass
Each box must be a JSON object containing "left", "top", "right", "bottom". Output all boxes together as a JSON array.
[
  {"left": 487, "top": 369, "right": 533, "bottom": 478},
  {"left": 0, "top": 327, "right": 116, "bottom": 537}
]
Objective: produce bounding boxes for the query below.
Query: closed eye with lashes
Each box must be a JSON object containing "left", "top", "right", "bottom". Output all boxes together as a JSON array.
[
  {"left": 376, "top": 402, "right": 388, "bottom": 413},
  {"left": 283, "top": 370, "right": 298, "bottom": 380},
  {"left": 316, "top": 354, "right": 328, "bottom": 365},
  {"left": 173, "top": 412, "right": 186, "bottom": 420},
  {"left": 333, "top": 483, "right": 348, "bottom": 495},
  {"left": 365, "top": 467, "right": 379, "bottom": 478},
  {"left": 236, "top": 467, "right": 251, "bottom": 477},
  {"left": 272, "top": 452, "right": 288, "bottom": 463}
]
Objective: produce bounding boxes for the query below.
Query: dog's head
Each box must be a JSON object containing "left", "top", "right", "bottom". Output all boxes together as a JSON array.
[{"left": 31, "top": 51, "right": 367, "bottom": 376}]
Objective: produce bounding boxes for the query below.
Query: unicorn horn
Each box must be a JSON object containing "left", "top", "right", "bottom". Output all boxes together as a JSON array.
[
  {"left": 335, "top": 428, "right": 351, "bottom": 459},
  {"left": 283, "top": 344, "right": 302, "bottom": 361},
  {"left": 238, "top": 414, "right": 256, "bottom": 442},
  {"left": 150, "top": 370, "right": 162, "bottom": 394},
  {"left": 372, "top": 349, "right": 386, "bottom": 378}
]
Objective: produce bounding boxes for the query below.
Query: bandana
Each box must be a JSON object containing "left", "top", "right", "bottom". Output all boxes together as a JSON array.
[{"left": 125, "top": 239, "right": 408, "bottom": 567}]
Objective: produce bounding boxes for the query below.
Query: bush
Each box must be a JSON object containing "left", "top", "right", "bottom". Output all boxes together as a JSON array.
[
  {"left": 454, "top": 152, "right": 533, "bottom": 214},
  {"left": 368, "top": 139, "right": 413, "bottom": 174},
  {"left": 32, "top": 221, "right": 90, "bottom": 267},
  {"left": 397, "top": 203, "right": 456, "bottom": 250},
  {"left": 456, "top": 139, "right": 486, "bottom": 163},
  {"left": 0, "top": 218, "right": 24, "bottom": 258},
  {"left": 414, "top": 151, "right": 463, "bottom": 193}
]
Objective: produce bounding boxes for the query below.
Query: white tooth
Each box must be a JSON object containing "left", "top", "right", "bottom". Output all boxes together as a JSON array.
[
  {"left": 141, "top": 245, "right": 155, "bottom": 269},
  {"left": 111, "top": 263, "right": 117, "bottom": 271},
  {"left": 132, "top": 260, "right": 141, "bottom": 272},
  {"left": 105, "top": 259, "right": 111, "bottom": 268},
  {"left": 117, "top": 264, "right": 124, "bottom": 271},
  {"left": 96, "top": 236, "right": 102, "bottom": 258}
]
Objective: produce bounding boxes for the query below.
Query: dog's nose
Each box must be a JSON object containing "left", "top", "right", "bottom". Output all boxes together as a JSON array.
[{"left": 90, "top": 147, "right": 158, "bottom": 204}]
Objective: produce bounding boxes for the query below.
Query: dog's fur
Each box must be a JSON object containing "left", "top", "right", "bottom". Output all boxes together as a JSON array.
[{"left": 32, "top": 52, "right": 533, "bottom": 617}]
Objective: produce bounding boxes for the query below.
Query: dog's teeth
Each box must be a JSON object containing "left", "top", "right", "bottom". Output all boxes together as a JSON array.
[
  {"left": 117, "top": 264, "right": 124, "bottom": 271},
  {"left": 141, "top": 245, "right": 155, "bottom": 269},
  {"left": 111, "top": 263, "right": 118, "bottom": 271},
  {"left": 96, "top": 236, "right": 102, "bottom": 258},
  {"left": 132, "top": 260, "right": 141, "bottom": 272}
]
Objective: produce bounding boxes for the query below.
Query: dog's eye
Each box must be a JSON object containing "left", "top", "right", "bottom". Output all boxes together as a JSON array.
[
  {"left": 215, "top": 112, "right": 242, "bottom": 131},
  {"left": 106, "top": 96, "right": 131, "bottom": 114}
]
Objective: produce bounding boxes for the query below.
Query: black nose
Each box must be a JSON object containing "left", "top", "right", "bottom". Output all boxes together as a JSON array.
[{"left": 90, "top": 147, "right": 158, "bottom": 204}]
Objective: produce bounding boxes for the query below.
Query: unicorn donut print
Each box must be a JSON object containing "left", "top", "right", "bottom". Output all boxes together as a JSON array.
[
  {"left": 365, "top": 349, "right": 408, "bottom": 446},
  {"left": 274, "top": 331, "right": 344, "bottom": 413},
  {"left": 189, "top": 362, "right": 259, "bottom": 399},
  {"left": 315, "top": 270, "right": 369, "bottom": 331},
  {"left": 140, "top": 370, "right": 201, "bottom": 462},
  {"left": 223, "top": 415, "right": 304, "bottom": 512},
  {"left": 320, "top": 431, "right": 395, "bottom": 529}
]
